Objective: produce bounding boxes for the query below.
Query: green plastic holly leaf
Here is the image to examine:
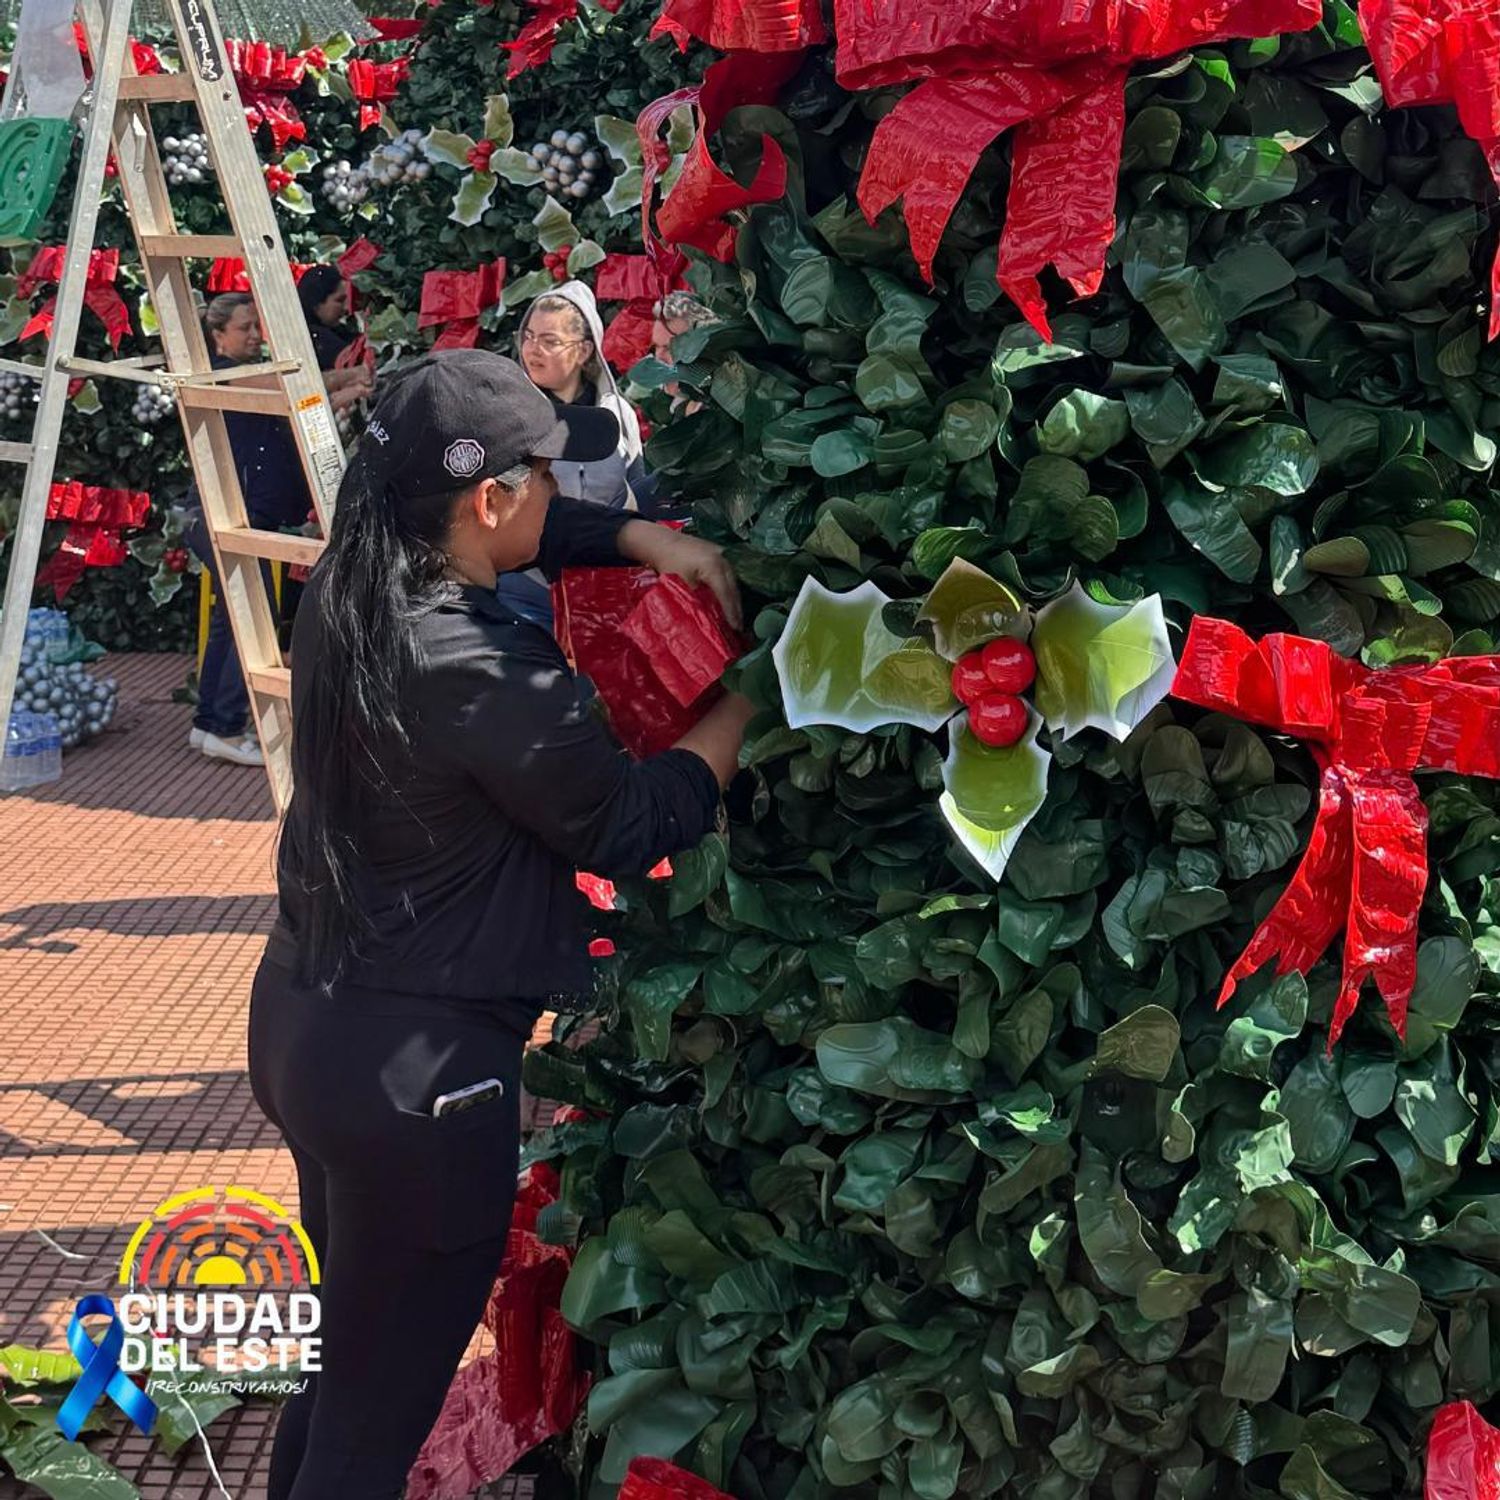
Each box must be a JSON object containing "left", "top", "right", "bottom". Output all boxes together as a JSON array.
[
  {"left": 483, "top": 94, "right": 515, "bottom": 148},
  {"left": 534, "top": 196, "right": 580, "bottom": 251},
  {"left": 774, "top": 578, "right": 954, "bottom": 733},
  {"left": 569, "top": 240, "right": 607, "bottom": 275},
  {"left": 1032, "top": 583, "right": 1175, "bottom": 741},
  {"left": 422, "top": 129, "right": 475, "bottom": 169},
  {"left": 450, "top": 171, "right": 498, "bottom": 227},
  {"left": 503, "top": 269, "right": 557, "bottom": 309},
  {"left": 915, "top": 559, "right": 1027, "bottom": 662},
  {"left": 604, "top": 166, "right": 645, "bottom": 219},
  {"left": 492, "top": 147, "right": 543, "bottom": 186},
  {"left": 938, "top": 714, "right": 1050, "bottom": 882},
  {"left": 595, "top": 114, "right": 641, "bottom": 169}
]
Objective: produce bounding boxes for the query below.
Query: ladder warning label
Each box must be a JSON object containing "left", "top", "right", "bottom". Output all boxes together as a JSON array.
[{"left": 294, "top": 394, "right": 344, "bottom": 507}]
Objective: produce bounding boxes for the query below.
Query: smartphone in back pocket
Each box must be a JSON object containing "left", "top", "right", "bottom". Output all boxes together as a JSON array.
[{"left": 431, "top": 1077, "right": 504, "bottom": 1119}]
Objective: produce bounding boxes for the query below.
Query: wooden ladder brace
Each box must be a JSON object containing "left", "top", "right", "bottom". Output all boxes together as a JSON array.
[{"left": 0, "top": 0, "right": 345, "bottom": 811}]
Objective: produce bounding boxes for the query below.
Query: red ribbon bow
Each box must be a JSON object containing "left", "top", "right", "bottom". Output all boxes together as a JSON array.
[
  {"left": 347, "top": 56, "right": 411, "bottom": 130},
  {"left": 593, "top": 252, "right": 686, "bottom": 370},
  {"left": 224, "top": 39, "right": 307, "bottom": 153},
  {"left": 1171, "top": 617, "right": 1500, "bottom": 1046},
  {"left": 502, "top": 0, "right": 579, "bottom": 78},
  {"left": 417, "top": 260, "right": 506, "bottom": 349},
  {"left": 206, "top": 256, "right": 312, "bottom": 293},
  {"left": 35, "top": 481, "right": 151, "bottom": 600},
  {"left": 19, "top": 247, "right": 131, "bottom": 352}
]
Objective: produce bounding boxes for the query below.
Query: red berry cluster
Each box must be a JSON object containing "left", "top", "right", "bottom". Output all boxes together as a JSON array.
[
  {"left": 264, "top": 164, "right": 295, "bottom": 194},
  {"left": 466, "top": 139, "right": 496, "bottom": 173},
  {"left": 950, "top": 637, "right": 1036, "bottom": 747},
  {"left": 542, "top": 246, "right": 573, "bottom": 282},
  {"left": 163, "top": 548, "right": 189, "bottom": 574},
  {"left": 302, "top": 46, "right": 328, "bottom": 71}
]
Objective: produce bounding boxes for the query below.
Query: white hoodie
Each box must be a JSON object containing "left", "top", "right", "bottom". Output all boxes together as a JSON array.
[{"left": 517, "top": 280, "right": 644, "bottom": 511}]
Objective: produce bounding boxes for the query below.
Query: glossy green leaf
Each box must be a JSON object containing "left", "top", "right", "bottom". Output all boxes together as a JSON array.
[
  {"left": 938, "top": 716, "right": 1051, "bottom": 882},
  {"left": 914, "top": 559, "right": 1026, "bottom": 661}
]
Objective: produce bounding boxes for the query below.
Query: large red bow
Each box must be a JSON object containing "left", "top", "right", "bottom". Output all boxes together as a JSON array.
[
  {"left": 1171, "top": 617, "right": 1500, "bottom": 1046},
  {"left": 595, "top": 253, "right": 687, "bottom": 371},
  {"left": 347, "top": 56, "right": 410, "bottom": 130},
  {"left": 1362, "top": 0, "right": 1500, "bottom": 339},
  {"left": 19, "top": 247, "right": 131, "bottom": 352},
  {"left": 225, "top": 39, "right": 307, "bottom": 153},
  {"left": 206, "top": 256, "right": 311, "bottom": 292},
  {"left": 35, "top": 481, "right": 151, "bottom": 600},
  {"left": 418, "top": 260, "right": 506, "bottom": 350}
]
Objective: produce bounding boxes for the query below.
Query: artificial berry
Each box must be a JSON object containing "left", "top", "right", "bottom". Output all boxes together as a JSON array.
[
  {"left": 981, "top": 636, "right": 1036, "bottom": 694},
  {"left": 302, "top": 46, "right": 327, "bottom": 70},
  {"left": 969, "top": 693, "right": 1029, "bottom": 748},
  {"left": 164, "top": 548, "right": 189, "bottom": 574},
  {"left": 951, "top": 654, "right": 991, "bottom": 707},
  {"left": 543, "top": 246, "right": 572, "bottom": 282},
  {"left": 466, "top": 139, "right": 495, "bottom": 172}
]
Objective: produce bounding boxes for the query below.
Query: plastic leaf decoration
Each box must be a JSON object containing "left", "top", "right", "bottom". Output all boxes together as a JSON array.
[
  {"left": 1032, "top": 583, "right": 1175, "bottom": 741},
  {"left": 940, "top": 713, "right": 1051, "bottom": 881},
  {"left": 774, "top": 580, "right": 953, "bottom": 733},
  {"left": 774, "top": 564, "right": 1176, "bottom": 882}
]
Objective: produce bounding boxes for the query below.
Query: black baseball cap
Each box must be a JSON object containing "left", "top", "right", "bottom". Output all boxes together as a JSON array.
[{"left": 359, "top": 349, "right": 619, "bottom": 498}]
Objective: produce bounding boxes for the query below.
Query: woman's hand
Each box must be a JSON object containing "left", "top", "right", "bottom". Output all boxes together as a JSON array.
[{"left": 618, "top": 521, "right": 743, "bottom": 631}]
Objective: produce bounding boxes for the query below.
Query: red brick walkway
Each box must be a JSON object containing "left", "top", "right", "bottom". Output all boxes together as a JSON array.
[{"left": 0, "top": 656, "right": 535, "bottom": 1499}]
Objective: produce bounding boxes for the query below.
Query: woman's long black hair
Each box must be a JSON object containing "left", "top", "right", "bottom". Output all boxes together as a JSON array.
[{"left": 278, "top": 431, "right": 460, "bottom": 990}]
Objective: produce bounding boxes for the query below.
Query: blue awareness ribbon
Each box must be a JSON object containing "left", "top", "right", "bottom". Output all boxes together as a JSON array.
[{"left": 57, "top": 1294, "right": 158, "bottom": 1443}]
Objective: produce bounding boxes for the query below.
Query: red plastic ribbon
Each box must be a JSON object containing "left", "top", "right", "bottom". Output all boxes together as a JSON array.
[
  {"left": 367, "top": 16, "right": 429, "bottom": 39},
  {"left": 1426, "top": 1401, "right": 1500, "bottom": 1499},
  {"left": 596, "top": 253, "right": 687, "bottom": 371},
  {"left": 18, "top": 247, "right": 131, "bottom": 352},
  {"left": 1363, "top": 0, "right": 1500, "bottom": 338},
  {"left": 1171, "top": 617, "right": 1500, "bottom": 1046},
  {"left": 653, "top": 0, "right": 824, "bottom": 51},
  {"left": 553, "top": 567, "right": 741, "bottom": 757},
  {"left": 418, "top": 260, "right": 507, "bottom": 350},
  {"left": 339, "top": 238, "right": 382, "bottom": 277},
  {"left": 655, "top": 129, "right": 788, "bottom": 262},
  {"left": 347, "top": 55, "right": 410, "bottom": 130},
  {"left": 206, "top": 256, "right": 312, "bottom": 292},
  {"left": 72, "top": 24, "right": 162, "bottom": 77},
  {"left": 35, "top": 482, "right": 151, "bottom": 600},
  {"left": 405, "top": 1165, "right": 588, "bottom": 1500},
  {"left": 502, "top": 0, "right": 579, "bottom": 79},
  {"left": 620, "top": 1459, "right": 734, "bottom": 1500},
  {"left": 224, "top": 39, "right": 307, "bottom": 153}
]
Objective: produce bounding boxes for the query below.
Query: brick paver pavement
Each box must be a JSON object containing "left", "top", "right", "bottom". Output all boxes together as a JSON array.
[{"left": 0, "top": 655, "right": 540, "bottom": 1500}]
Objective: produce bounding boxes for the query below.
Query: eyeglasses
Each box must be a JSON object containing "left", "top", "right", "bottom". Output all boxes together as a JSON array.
[{"left": 520, "top": 329, "right": 587, "bottom": 354}]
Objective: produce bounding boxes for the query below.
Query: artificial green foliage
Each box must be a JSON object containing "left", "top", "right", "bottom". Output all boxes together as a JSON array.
[{"left": 524, "top": 14, "right": 1500, "bottom": 1499}]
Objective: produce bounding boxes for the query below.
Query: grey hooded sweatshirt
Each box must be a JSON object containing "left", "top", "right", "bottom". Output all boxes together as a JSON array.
[{"left": 517, "top": 279, "right": 646, "bottom": 510}]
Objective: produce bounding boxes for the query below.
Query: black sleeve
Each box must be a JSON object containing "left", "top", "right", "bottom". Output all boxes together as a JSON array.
[
  {"left": 448, "top": 642, "right": 720, "bottom": 875},
  {"left": 531, "top": 497, "right": 633, "bottom": 579}
]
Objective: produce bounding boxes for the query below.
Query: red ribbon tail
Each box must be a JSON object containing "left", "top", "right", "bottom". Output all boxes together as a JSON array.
[
  {"left": 1219, "top": 764, "right": 1352, "bottom": 1015},
  {"left": 1331, "top": 771, "right": 1428, "bottom": 1048}
]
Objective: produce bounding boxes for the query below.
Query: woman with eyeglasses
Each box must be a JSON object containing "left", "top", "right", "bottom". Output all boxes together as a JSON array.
[{"left": 509, "top": 282, "right": 653, "bottom": 625}]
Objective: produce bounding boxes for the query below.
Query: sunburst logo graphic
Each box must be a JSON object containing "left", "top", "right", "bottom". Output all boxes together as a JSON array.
[{"left": 118, "top": 1186, "right": 321, "bottom": 1291}]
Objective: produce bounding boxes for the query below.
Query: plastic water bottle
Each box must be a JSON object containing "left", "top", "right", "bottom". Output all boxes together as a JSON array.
[{"left": 1, "top": 710, "right": 63, "bottom": 791}]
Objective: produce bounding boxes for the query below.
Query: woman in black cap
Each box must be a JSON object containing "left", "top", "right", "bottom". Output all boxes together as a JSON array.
[{"left": 248, "top": 349, "right": 752, "bottom": 1498}]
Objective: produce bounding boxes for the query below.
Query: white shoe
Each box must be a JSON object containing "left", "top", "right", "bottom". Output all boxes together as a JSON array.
[
  {"left": 188, "top": 727, "right": 206, "bottom": 751},
  {"left": 200, "top": 732, "right": 264, "bottom": 767}
]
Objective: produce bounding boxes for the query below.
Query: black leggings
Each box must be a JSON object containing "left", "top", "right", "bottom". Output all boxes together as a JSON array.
[{"left": 247, "top": 961, "right": 534, "bottom": 1499}]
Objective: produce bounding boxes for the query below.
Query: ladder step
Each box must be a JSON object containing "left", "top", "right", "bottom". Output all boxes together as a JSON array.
[
  {"left": 0, "top": 441, "right": 34, "bottom": 465},
  {"left": 0, "top": 359, "right": 43, "bottom": 381},
  {"left": 118, "top": 74, "right": 199, "bottom": 104},
  {"left": 140, "top": 233, "right": 244, "bottom": 260},
  {"left": 178, "top": 384, "right": 290, "bottom": 416},
  {"left": 57, "top": 355, "right": 168, "bottom": 387},
  {"left": 247, "top": 666, "right": 292, "bottom": 699},
  {"left": 217, "top": 528, "right": 325, "bottom": 568}
]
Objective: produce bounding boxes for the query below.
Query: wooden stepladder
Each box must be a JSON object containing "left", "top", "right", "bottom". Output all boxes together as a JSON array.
[{"left": 0, "top": 0, "right": 345, "bottom": 810}]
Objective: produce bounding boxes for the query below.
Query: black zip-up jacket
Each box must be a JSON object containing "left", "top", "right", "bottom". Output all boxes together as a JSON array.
[{"left": 265, "top": 498, "right": 721, "bottom": 1006}]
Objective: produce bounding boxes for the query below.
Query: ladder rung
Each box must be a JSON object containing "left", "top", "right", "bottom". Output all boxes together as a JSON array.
[
  {"left": 248, "top": 667, "right": 292, "bottom": 699},
  {"left": 140, "top": 233, "right": 243, "bottom": 260},
  {"left": 0, "top": 441, "right": 34, "bottom": 465},
  {"left": 118, "top": 73, "right": 198, "bottom": 103},
  {"left": 185, "top": 359, "right": 302, "bottom": 386},
  {"left": 178, "top": 384, "right": 290, "bottom": 416},
  {"left": 217, "top": 528, "right": 324, "bottom": 567},
  {"left": 0, "top": 359, "right": 43, "bottom": 381},
  {"left": 57, "top": 356, "right": 168, "bottom": 387}
]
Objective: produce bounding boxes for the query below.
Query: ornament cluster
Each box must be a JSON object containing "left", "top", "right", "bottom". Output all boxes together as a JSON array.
[
  {"left": 161, "top": 133, "right": 213, "bottom": 188},
  {"left": 950, "top": 637, "right": 1037, "bottom": 746},
  {"left": 0, "top": 369, "right": 39, "bottom": 421},
  {"left": 320, "top": 158, "right": 372, "bottom": 210},
  {"left": 530, "top": 128, "right": 603, "bottom": 201},
  {"left": 130, "top": 384, "right": 175, "bottom": 427},
  {"left": 11, "top": 611, "right": 119, "bottom": 752},
  {"left": 361, "top": 129, "right": 433, "bottom": 190}
]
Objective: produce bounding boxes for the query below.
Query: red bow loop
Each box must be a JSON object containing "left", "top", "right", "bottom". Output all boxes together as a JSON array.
[
  {"left": 36, "top": 482, "right": 151, "bottom": 599},
  {"left": 347, "top": 56, "right": 410, "bottom": 130},
  {"left": 19, "top": 247, "right": 130, "bottom": 351},
  {"left": 1171, "top": 617, "right": 1500, "bottom": 1046},
  {"left": 418, "top": 260, "right": 506, "bottom": 349}
]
